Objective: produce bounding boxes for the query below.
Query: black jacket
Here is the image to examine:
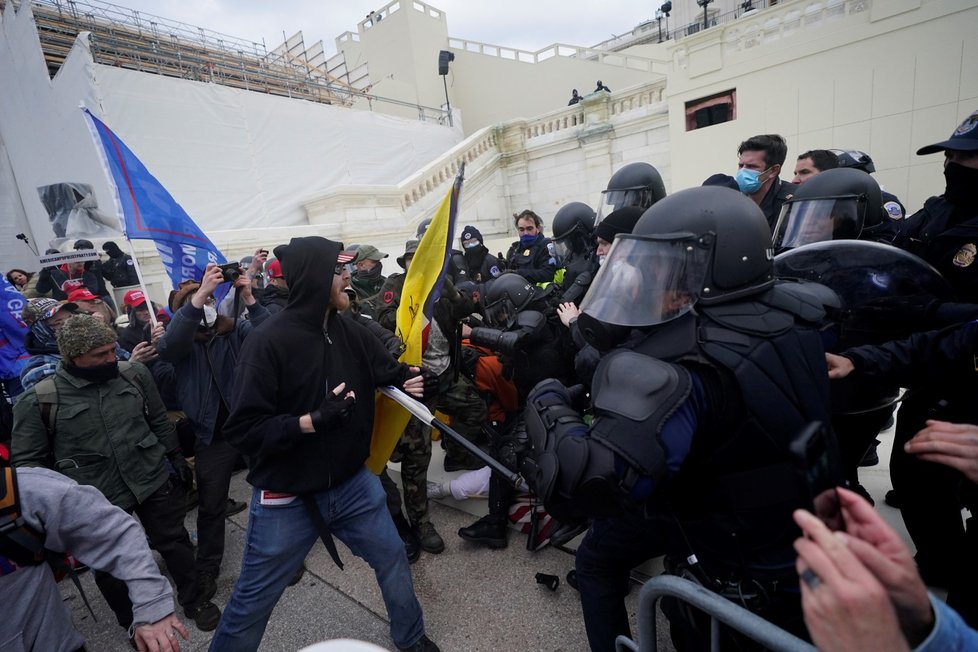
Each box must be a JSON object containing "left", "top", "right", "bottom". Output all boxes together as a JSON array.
[
  {"left": 223, "top": 237, "right": 412, "bottom": 494},
  {"left": 258, "top": 284, "right": 290, "bottom": 314},
  {"left": 505, "top": 236, "right": 557, "bottom": 284},
  {"left": 759, "top": 178, "right": 797, "bottom": 232},
  {"left": 894, "top": 196, "right": 978, "bottom": 303},
  {"left": 102, "top": 253, "right": 139, "bottom": 288}
]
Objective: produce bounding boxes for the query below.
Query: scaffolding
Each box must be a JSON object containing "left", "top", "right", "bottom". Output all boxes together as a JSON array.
[{"left": 1, "top": 0, "right": 364, "bottom": 106}]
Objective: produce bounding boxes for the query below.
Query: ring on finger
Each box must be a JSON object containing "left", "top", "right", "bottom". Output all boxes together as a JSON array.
[{"left": 800, "top": 567, "right": 821, "bottom": 590}]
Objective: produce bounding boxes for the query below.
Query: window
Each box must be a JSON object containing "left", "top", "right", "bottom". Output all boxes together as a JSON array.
[{"left": 685, "top": 89, "right": 736, "bottom": 131}]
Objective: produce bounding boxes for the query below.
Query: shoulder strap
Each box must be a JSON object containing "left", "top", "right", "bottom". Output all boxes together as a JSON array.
[
  {"left": 118, "top": 361, "right": 150, "bottom": 418},
  {"left": 33, "top": 376, "right": 59, "bottom": 439}
]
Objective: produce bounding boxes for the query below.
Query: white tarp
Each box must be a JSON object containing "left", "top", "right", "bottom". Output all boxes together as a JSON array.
[{"left": 0, "top": 2, "right": 462, "bottom": 268}]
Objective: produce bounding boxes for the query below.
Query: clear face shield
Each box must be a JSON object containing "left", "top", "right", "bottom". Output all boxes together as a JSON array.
[
  {"left": 485, "top": 295, "right": 522, "bottom": 329},
  {"left": 596, "top": 187, "right": 654, "bottom": 224},
  {"left": 772, "top": 196, "right": 865, "bottom": 252},
  {"left": 578, "top": 233, "right": 713, "bottom": 328}
]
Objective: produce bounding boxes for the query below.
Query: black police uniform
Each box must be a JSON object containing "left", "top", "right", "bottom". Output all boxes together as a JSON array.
[{"left": 504, "top": 236, "right": 557, "bottom": 285}]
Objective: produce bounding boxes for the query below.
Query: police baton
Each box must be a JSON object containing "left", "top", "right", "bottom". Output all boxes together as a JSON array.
[{"left": 380, "top": 386, "right": 521, "bottom": 486}]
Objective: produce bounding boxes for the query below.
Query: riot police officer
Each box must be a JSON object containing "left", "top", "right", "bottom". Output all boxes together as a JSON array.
[
  {"left": 457, "top": 273, "right": 571, "bottom": 548},
  {"left": 550, "top": 202, "right": 597, "bottom": 304},
  {"left": 773, "top": 167, "right": 892, "bottom": 251},
  {"left": 521, "top": 187, "right": 835, "bottom": 650},
  {"left": 595, "top": 162, "right": 667, "bottom": 222},
  {"left": 830, "top": 148, "right": 907, "bottom": 222}
]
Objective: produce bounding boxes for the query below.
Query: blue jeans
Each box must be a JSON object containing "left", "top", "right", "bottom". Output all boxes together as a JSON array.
[{"left": 209, "top": 467, "right": 425, "bottom": 651}]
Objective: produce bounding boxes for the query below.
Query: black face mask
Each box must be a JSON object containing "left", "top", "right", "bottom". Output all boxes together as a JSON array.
[
  {"left": 356, "top": 264, "right": 383, "bottom": 281},
  {"left": 944, "top": 162, "right": 978, "bottom": 212},
  {"left": 464, "top": 245, "right": 487, "bottom": 269},
  {"left": 65, "top": 360, "right": 119, "bottom": 384}
]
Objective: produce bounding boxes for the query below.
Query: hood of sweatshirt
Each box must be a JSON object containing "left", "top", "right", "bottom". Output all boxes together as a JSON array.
[{"left": 277, "top": 236, "right": 342, "bottom": 327}]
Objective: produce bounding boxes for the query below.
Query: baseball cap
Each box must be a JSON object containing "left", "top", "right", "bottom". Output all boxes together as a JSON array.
[
  {"left": 124, "top": 289, "right": 147, "bottom": 308},
  {"left": 66, "top": 288, "right": 100, "bottom": 302},
  {"left": 22, "top": 297, "right": 77, "bottom": 325},
  {"left": 337, "top": 251, "right": 357, "bottom": 265},
  {"left": 266, "top": 259, "right": 284, "bottom": 279},
  {"left": 917, "top": 109, "right": 978, "bottom": 155},
  {"left": 354, "top": 245, "right": 388, "bottom": 263}
]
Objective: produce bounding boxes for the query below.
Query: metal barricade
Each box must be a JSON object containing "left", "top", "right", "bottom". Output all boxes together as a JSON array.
[{"left": 615, "top": 575, "right": 815, "bottom": 652}]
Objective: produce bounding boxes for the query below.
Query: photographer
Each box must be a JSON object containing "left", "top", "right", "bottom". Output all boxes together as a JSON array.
[{"left": 156, "top": 263, "right": 269, "bottom": 588}]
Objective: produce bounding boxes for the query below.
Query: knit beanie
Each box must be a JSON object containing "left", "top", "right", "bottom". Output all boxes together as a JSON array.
[
  {"left": 460, "top": 225, "right": 483, "bottom": 244},
  {"left": 593, "top": 206, "right": 646, "bottom": 243},
  {"left": 56, "top": 314, "right": 118, "bottom": 360}
]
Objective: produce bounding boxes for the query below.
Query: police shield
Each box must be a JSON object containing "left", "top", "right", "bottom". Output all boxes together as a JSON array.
[{"left": 776, "top": 240, "right": 954, "bottom": 413}]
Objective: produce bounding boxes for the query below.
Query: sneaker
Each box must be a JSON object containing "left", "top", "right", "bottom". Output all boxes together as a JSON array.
[
  {"left": 197, "top": 573, "right": 217, "bottom": 602},
  {"left": 415, "top": 522, "right": 445, "bottom": 554},
  {"left": 458, "top": 515, "right": 507, "bottom": 549},
  {"left": 426, "top": 481, "right": 451, "bottom": 500},
  {"left": 185, "top": 600, "right": 221, "bottom": 631},
  {"left": 396, "top": 634, "right": 441, "bottom": 652},
  {"left": 226, "top": 498, "right": 247, "bottom": 516}
]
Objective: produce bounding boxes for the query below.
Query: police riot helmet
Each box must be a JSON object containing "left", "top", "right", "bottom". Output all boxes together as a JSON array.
[
  {"left": 483, "top": 272, "right": 535, "bottom": 328},
  {"left": 416, "top": 218, "right": 432, "bottom": 239},
  {"left": 580, "top": 187, "right": 773, "bottom": 333},
  {"left": 597, "top": 162, "right": 666, "bottom": 222},
  {"left": 551, "top": 202, "right": 596, "bottom": 260},
  {"left": 830, "top": 149, "right": 876, "bottom": 174},
  {"left": 773, "top": 168, "right": 883, "bottom": 252}
]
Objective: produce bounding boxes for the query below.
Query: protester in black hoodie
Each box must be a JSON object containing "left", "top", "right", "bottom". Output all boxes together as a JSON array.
[{"left": 213, "top": 236, "right": 440, "bottom": 652}]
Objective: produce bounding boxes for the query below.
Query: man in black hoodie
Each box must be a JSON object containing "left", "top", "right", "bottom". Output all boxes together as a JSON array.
[{"left": 212, "top": 236, "right": 439, "bottom": 652}]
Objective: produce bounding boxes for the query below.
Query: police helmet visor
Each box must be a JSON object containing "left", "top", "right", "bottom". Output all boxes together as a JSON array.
[
  {"left": 579, "top": 234, "right": 712, "bottom": 327},
  {"left": 773, "top": 196, "right": 864, "bottom": 251},
  {"left": 484, "top": 296, "right": 519, "bottom": 329},
  {"left": 597, "top": 188, "right": 655, "bottom": 223},
  {"left": 552, "top": 238, "right": 573, "bottom": 265}
]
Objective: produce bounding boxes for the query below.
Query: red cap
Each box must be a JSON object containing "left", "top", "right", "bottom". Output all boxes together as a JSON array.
[
  {"left": 66, "top": 288, "right": 99, "bottom": 302},
  {"left": 267, "top": 259, "right": 284, "bottom": 279},
  {"left": 124, "top": 289, "right": 147, "bottom": 308}
]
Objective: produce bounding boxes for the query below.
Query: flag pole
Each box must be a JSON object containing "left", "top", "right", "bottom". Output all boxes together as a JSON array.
[{"left": 123, "top": 238, "right": 158, "bottom": 330}]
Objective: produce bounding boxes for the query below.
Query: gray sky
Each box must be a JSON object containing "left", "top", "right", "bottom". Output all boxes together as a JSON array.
[{"left": 103, "top": 0, "right": 652, "bottom": 56}]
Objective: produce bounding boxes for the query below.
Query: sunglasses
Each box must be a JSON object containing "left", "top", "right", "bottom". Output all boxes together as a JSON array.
[{"left": 334, "top": 263, "right": 353, "bottom": 275}]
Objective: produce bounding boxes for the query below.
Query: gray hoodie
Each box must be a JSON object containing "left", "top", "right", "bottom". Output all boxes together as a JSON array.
[{"left": 0, "top": 467, "right": 175, "bottom": 651}]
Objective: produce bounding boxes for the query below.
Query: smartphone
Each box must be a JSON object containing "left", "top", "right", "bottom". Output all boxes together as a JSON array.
[{"left": 790, "top": 421, "right": 846, "bottom": 532}]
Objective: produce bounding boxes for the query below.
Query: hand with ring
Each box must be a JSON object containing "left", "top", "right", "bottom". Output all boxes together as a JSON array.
[{"left": 792, "top": 501, "right": 915, "bottom": 651}]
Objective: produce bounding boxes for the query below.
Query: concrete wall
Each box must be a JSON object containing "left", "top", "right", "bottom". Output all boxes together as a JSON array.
[
  {"left": 337, "top": 0, "right": 669, "bottom": 136},
  {"left": 656, "top": 0, "right": 978, "bottom": 211}
]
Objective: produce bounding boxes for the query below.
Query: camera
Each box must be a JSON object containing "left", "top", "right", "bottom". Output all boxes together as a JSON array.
[{"left": 218, "top": 262, "right": 242, "bottom": 283}]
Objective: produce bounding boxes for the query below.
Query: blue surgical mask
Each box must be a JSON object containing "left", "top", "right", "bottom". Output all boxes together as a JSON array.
[
  {"left": 519, "top": 233, "right": 539, "bottom": 248},
  {"left": 735, "top": 167, "right": 770, "bottom": 194}
]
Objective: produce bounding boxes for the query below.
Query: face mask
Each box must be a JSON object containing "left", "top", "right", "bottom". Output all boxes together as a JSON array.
[
  {"left": 519, "top": 233, "right": 539, "bottom": 248},
  {"left": 65, "top": 360, "right": 119, "bottom": 384},
  {"left": 597, "top": 255, "right": 606, "bottom": 266},
  {"left": 944, "top": 162, "right": 978, "bottom": 211},
  {"left": 735, "top": 167, "right": 769, "bottom": 194},
  {"left": 200, "top": 305, "right": 218, "bottom": 328},
  {"left": 356, "top": 264, "right": 383, "bottom": 281},
  {"left": 462, "top": 240, "right": 481, "bottom": 250}
]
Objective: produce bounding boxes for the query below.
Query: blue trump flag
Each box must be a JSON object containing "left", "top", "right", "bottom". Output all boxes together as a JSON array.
[
  {"left": 0, "top": 276, "right": 29, "bottom": 383},
  {"left": 81, "top": 107, "right": 226, "bottom": 289}
]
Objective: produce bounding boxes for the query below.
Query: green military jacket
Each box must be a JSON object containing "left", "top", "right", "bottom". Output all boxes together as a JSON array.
[{"left": 11, "top": 362, "right": 178, "bottom": 511}]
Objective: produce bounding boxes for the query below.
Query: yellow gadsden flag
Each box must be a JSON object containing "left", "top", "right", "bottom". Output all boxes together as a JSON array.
[{"left": 366, "top": 164, "right": 464, "bottom": 473}]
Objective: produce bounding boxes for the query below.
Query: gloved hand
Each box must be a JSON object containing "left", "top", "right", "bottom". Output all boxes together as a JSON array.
[
  {"left": 419, "top": 367, "right": 441, "bottom": 399},
  {"left": 310, "top": 383, "right": 356, "bottom": 432},
  {"left": 167, "top": 450, "right": 193, "bottom": 489}
]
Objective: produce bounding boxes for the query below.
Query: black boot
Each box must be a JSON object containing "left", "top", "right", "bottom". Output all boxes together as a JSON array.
[
  {"left": 392, "top": 514, "right": 421, "bottom": 563},
  {"left": 458, "top": 514, "right": 508, "bottom": 548}
]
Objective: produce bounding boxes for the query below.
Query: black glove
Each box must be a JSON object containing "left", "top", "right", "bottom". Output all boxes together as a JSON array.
[
  {"left": 167, "top": 450, "right": 193, "bottom": 489},
  {"left": 419, "top": 367, "right": 441, "bottom": 399},
  {"left": 310, "top": 386, "right": 356, "bottom": 432}
]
